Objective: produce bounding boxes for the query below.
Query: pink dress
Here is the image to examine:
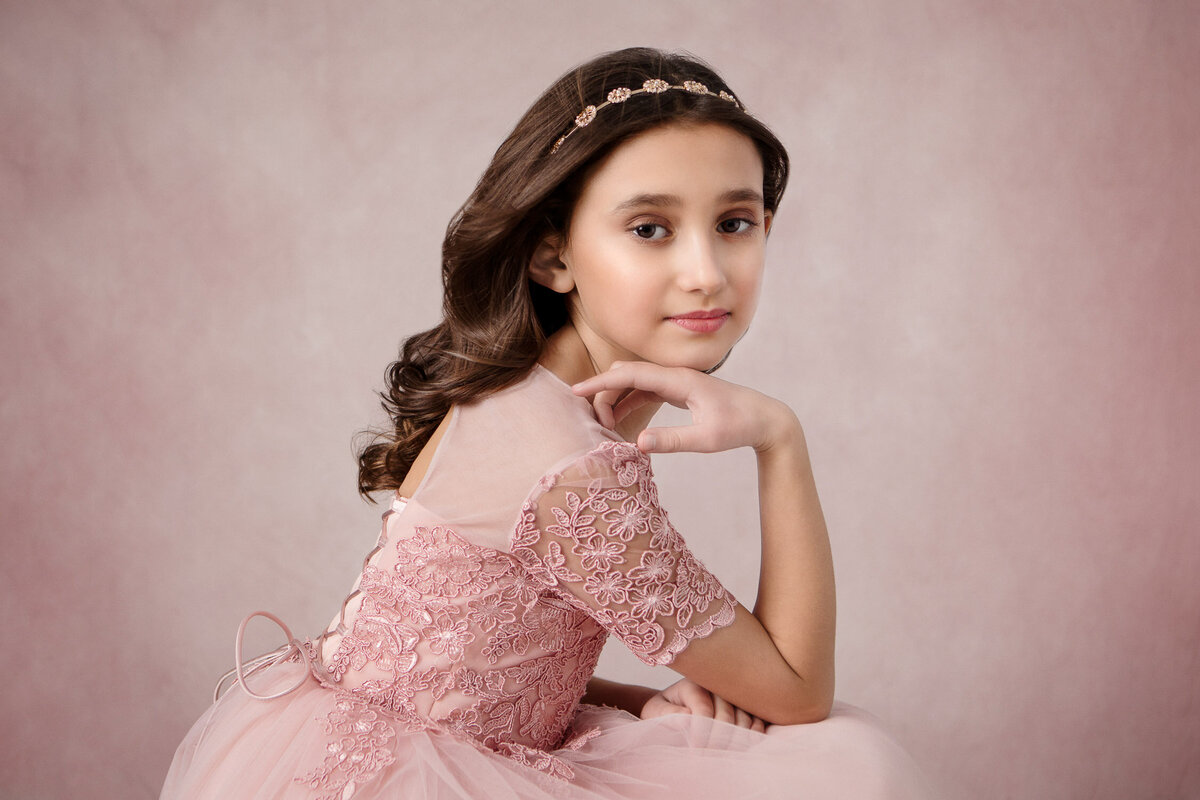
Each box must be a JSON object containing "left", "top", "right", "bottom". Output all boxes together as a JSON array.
[{"left": 162, "top": 366, "right": 933, "bottom": 799}]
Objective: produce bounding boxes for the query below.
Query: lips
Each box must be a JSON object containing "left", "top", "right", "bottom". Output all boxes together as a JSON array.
[{"left": 668, "top": 309, "right": 730, "bottom": 333}]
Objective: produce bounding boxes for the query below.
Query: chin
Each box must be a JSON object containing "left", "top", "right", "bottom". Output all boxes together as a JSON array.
[
  {"left": 702, "top": 348, "right": 733, "bottom": 374},
  {"left": 655, "top": 348, "right": 734, "bottom": 374}
]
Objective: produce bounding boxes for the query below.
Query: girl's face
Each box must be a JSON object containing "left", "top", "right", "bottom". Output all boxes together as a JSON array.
[{"left": 541, "top": 122, "right": 772, "bottom": 373}]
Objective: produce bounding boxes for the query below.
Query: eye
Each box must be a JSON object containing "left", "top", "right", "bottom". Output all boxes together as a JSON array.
[
  {"left": 631, "top": 222, "right": 669, "bottom": 241},
  {"left": 717, "top": 218, "right": 756, "bottom": 235}
]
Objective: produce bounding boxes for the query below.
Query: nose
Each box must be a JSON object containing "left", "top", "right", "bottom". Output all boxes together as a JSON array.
[{"left": 675, "top": 231, "right": 727, "bottom": 295}]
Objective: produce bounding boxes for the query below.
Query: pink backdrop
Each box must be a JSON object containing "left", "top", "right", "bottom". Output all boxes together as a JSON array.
[{"left": 2, "top": 2, "right": 1197, "bottom": 797}]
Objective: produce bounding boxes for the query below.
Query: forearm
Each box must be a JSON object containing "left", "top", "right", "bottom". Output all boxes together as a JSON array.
[
  {"left": 752, "top": 410, "right": 836, "bottom": 715},
  {"left": 582, "top": 676, "right": 658, "bottom": 716},
  {"left": 569, "top": 363, "right": 837, "bottom": 722}
]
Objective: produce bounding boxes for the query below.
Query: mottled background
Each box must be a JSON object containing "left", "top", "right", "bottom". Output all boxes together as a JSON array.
[{"left": 2, "top": 1, "right": 1197, "bottom": 798}]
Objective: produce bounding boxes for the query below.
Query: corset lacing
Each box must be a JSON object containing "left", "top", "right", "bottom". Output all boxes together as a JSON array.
[{"left": 214, "top": 496, "right": 409, "bottom": 703}]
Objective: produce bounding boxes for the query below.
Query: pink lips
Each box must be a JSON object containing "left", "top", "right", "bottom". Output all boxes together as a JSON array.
[{"left": 668, "top": 309, "right": 730, "bottom": 333}]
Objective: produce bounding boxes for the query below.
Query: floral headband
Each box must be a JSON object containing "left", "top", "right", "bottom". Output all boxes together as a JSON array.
[{"left": 550, "top": 78, "right": 742, "bottom": 154}]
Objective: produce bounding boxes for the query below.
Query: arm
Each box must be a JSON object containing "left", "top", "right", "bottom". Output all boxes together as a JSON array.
[
  {"left": 573, "top": 362, "right": 836, "bottom": 725},
  {"left": 584, "top": 676, "right": 769, "bottom": 731},
  {"left": 752, "top": 414, "right": 836, "bottom": 718},
  {"left": 583, "top": 676, "right": 657, "bottom": 715}
]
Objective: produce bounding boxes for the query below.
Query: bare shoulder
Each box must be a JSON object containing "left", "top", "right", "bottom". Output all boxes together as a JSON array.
[{"left": 397, "top": 410, "right": 454, "bottom": 498}]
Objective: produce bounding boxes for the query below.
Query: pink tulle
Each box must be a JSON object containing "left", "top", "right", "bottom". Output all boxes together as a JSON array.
[{"left": 164, "top": 662, "right": 933, "bottom": 799}]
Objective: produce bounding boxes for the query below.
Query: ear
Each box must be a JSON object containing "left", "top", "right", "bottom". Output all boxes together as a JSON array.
[
  {"left": 763, "top": 210, "right": 774, "bottom": 238},
  {"left": 528, "top": 232, "right": 575, "bottom": 294}
]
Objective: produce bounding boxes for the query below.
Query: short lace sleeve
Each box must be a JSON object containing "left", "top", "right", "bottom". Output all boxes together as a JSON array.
[{"left": 510, "top": 441, "right": 737, "bottom": 666}]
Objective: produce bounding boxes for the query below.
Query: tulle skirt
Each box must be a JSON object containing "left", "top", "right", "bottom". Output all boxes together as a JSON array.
[{"left": 162, "top": 662, "right": 935, "bottom": 799}]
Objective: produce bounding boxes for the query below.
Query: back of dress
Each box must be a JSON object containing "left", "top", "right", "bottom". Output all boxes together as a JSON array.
[
  {"left": 313, "top": 366, "right": 624, "bottom": 754},
  {"left": 400, "top": 365, "right": 623, "bottom": 553}
]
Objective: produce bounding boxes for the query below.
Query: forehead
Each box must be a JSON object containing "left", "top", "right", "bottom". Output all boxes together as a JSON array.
[{"left": 576, "top": 123, "right": 764, "bottom": 209}]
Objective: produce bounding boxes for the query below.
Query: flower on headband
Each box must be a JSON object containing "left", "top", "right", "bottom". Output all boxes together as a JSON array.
[
  {"left": 574, "top": 105, "right": 597, "bottom": 128},
  {"left": 549, "top": 78, "right": 742, "bottom": 155}
]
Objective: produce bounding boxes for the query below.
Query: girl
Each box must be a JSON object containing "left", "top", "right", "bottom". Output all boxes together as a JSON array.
[{"left": 162, "top": 47, "right": 932, "bottom": 799}]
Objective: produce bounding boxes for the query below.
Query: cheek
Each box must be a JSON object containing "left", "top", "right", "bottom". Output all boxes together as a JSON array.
[
  {"left": 734, "top": 256, "right": 766, "bottom": 294},
  {"left": 575, "top": 250, "right": 653, "bottom": 302},
  {"left": 569, "top": 259, "right": 641, "bottom": 320}
]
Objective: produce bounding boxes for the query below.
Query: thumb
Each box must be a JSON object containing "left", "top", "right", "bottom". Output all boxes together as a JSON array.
[{"left": 637, "top": 426, "right": 686, "bottom": 454}]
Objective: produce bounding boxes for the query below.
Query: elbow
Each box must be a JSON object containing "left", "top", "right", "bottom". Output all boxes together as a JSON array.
[
  {"left": 770, "top": 696, "right": 832, "bottom": 726},
  {"left": 766, "top": 678, "right": 834, "bottom": 725},
  {"left": 794, "top": 695, "right": 834, "bottom": 724}
]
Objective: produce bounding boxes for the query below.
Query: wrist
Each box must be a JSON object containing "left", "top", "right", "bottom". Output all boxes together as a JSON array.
[
  {"left": 632, "top": 685, "right": 659, "bottom": 716},
  {"left": 753, "top": 400, "right": 804, "bottom": 454},
  {"left": 584, "top": 677, "right": 657, "bottom": 716}
]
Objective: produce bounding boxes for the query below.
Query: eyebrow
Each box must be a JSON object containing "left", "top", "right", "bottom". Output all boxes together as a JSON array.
[{"left": 611, "top": 188, "right": 765, "bottom": 214}]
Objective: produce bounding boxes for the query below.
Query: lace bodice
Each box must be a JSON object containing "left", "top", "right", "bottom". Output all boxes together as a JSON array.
[
  {"left": 319, "top": 503, "right": 609, "bottom": 756},
  {"left": 272, "top": 367, "right": 737, "bottom": 793}
]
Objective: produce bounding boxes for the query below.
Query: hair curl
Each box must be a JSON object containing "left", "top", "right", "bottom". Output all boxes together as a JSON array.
[{"left": 357, "top": 47, "right": 791, "bottom": 499}]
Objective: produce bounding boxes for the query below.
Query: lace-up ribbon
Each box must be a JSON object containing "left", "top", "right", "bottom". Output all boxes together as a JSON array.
[
  {"left": 214, "top": 610, "right": 314, "bottom": 703},
  {"left": 213, "top": 497, "right": 409, "bottom": 704}
]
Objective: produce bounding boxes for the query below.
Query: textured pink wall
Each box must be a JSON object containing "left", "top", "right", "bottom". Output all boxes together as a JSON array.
[{"left": 2, "top": 2, "right": 1197, "bottom": 797}]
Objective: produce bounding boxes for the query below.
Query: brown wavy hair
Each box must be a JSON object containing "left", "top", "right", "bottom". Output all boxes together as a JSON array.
[{"left": 357, "top": 47, "right": 791, "bottom": 498}]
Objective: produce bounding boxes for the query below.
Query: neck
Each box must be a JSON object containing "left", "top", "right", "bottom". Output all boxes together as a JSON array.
[{"left": 539, "top": 324, "right": 662, "bottom": 441}]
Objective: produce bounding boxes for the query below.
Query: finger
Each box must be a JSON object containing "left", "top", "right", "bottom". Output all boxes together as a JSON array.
[
  {"left": 678, "top": 683, "right": 715, "bottom": 717},
  {"left": 588, "top": 388, "right": 623, "bottom": 429},
  {"left": 713, "top": 695, "right": 737, "bottom": 725},
  {"left": 637, "top": 426, "right": 678, "bottom": 454},
  {"left": 641, "top": 696, "right": 689, "bottom": 720},
  {"left": 571, "top": 362, "right": 634, "bottom": 398},
  {"left": 734, "top": 705, "right": 753, "bottom": 729},
  {"left": 637, "top": 424, "right": 720, "bottom": 454},
  {"left": 585, "top": 381, "right": 651, "bottom": 430},
  {"left": 750, "top": 715, "right": 767, "bottom": 733},
  {"left": 573, "top": 362, "right": 695, "bottom": 405},
  {"left": 659, "top": 699, "right": 692, "bottom": 715},
  {"left": 609, "top": 388, "right": 662, "bottom": 427}
]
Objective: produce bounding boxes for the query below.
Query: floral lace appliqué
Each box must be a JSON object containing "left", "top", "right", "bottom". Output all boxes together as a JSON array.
[
  {"left": 312, "top": 520, "right": 608, "bottom": 787},
  {"left": 512, "top": 441, "right": 737, "bottom": 667},
  {"left": 297, "top": 693, "right": 398, "bottom": 800}
]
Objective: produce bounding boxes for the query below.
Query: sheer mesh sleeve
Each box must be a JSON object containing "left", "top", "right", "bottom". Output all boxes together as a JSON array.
[{"left": 510, "top": 441, "right": 737, "bottom": 666}]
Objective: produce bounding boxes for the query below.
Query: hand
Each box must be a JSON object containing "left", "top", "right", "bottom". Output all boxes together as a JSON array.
[
  {"left": 641, "top": 678, "right": 767, "bottom": 732},
  {"left": 572, "top": 361, "right": 798, "bottom": 455}
]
